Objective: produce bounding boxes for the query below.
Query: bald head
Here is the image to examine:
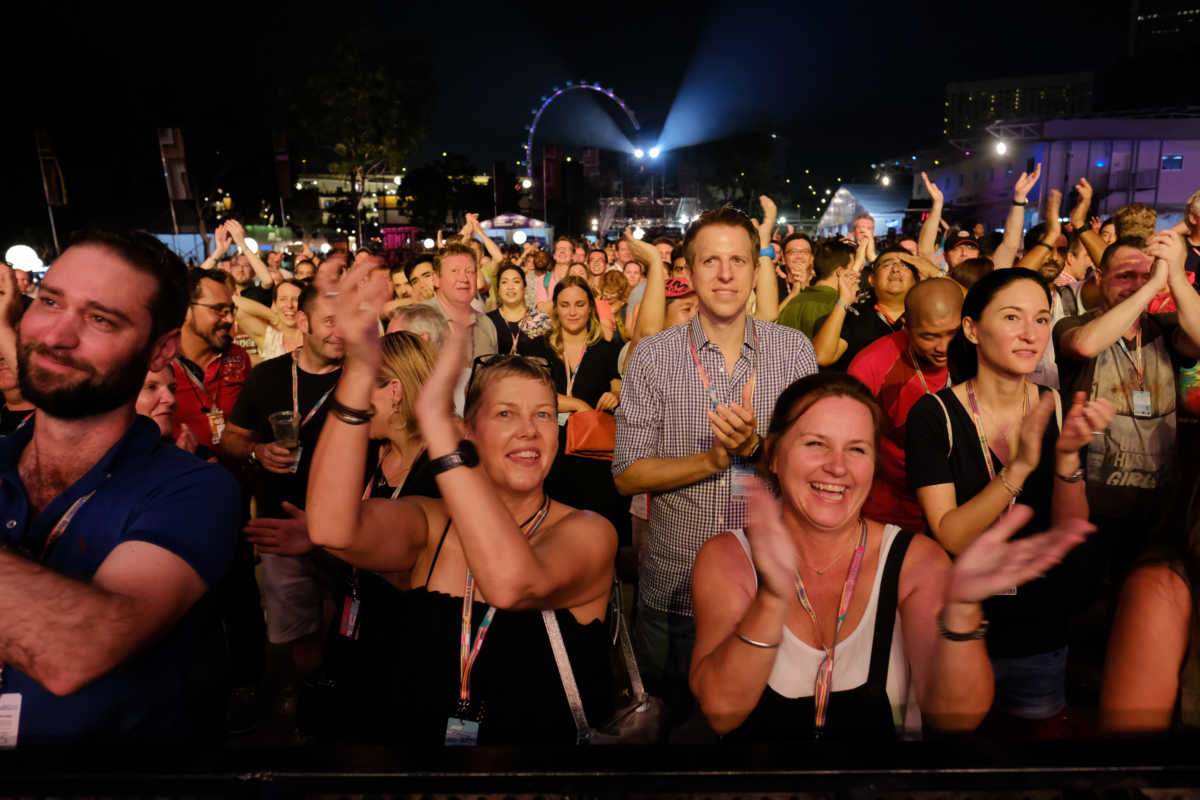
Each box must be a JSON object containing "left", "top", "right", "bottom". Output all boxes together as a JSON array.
[{"left": 905, "top": 278, "right": 964, "bottom": 328}]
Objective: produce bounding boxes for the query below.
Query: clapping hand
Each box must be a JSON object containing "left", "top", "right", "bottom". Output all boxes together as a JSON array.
[
  {"left": 1013, "top": 163, "right": 1042, "bottom": 203},
  {"left": 332, "top": 251, "right": 391, "bottom": 372},
  {"left": 946, "top": 505, "right": 1093, "bottom": 603},
  {"left": 744, "top": 478, "right": 800, "bottom": 601},
  {"left": 1055, "top": 391, "right": 1114, "bottom": 454}
]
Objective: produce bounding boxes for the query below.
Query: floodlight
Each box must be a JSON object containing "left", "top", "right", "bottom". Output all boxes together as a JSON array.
[
  {"left": 319, "top": 243, "right": 332, "bottom": 254},
  {"left": 633, "top": 148, "right": 644, "bottom": 159},
  {"left": 4, "top": 245, "right": 39, "bottom": 271},
  {"left": 632, "top": 227, "right": 645, "bottom": 240},
  {"left": 393, "top": 175, "right": 403, "bottom": 184},
  {"left": 521, "top": 178, "right": 533, "bottom": 190},
  {"left": 648, "top": 147, "right": 661, "bottom": 159},
  {"left": 995, "top": 141, "right": 1008, "bottom": 155},
  {"left": 881, "top": 176, "right": 891, "bottom": 186},
  {"left": 422, "top": 238, "right": 436, "bottom": 249},
  {"left": 512, "top": 231, "right": 527, "bottom": 245},
  {"left": 243, "top": 237, "right": 259, "bottom": 254}
]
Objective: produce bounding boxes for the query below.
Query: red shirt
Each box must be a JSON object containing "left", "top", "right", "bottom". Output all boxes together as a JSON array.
[
  {"left": 848, "top": 330, "right": 949, "bottom": 532},
  {"left": 172, "top": 343, "right": 251, "bottom": 446}
]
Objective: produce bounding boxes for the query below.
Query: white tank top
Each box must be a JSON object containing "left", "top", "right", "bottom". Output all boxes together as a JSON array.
[{"left": 729, "top": 524, "right": 923, "bottom": 738}]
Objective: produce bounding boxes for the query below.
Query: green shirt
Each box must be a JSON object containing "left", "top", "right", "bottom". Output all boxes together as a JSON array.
[{"left": 777, "top": 284, "right": 837, "bottom": 339}]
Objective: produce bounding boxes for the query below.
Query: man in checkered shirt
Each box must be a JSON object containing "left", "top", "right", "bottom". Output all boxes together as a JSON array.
[{"left": 614, "top": 207, "right": 817, "bottom": 725}]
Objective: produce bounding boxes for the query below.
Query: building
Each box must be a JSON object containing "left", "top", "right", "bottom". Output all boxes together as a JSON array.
[
  {"left": 944, "top": 73, "right": 1094, "bottom": 140},
  {"left": 294, "top": 173, "right": 410, "bottom": 230},
  {"left": 1130, "top": 0, "right": 1200, "bottom": 55},
  {"left": 913, "top": 114, "right": 1200, "bottom": 232}
]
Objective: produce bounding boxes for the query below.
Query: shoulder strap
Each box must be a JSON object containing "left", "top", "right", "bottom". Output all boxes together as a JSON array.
[
  {"left": 424, "top": 518, "right": 453, "bottom": 585},
  {"left": 542, "top": 609, "right": 592, "bottom": 744},
  {"left": 930, "top": 392, "right": 954, "bottom": 457},
  {"left": 865, "top": 529, "right": 915, "bottom": 696}
]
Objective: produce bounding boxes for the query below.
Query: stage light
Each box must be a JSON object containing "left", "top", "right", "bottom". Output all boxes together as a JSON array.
[
  {"left": 995, "top": 141, "right": 1008, "bottom": 155},
  {"left": 521, "top": 178, "right": 533, "bottom": 190},
  {"left": 591, "top": 218, "right": 599, "bottom": 226},
  {"left": 4, "top": 244, "right": 41, "bottom": 271},
  {"left": 422, "top": 238, "right": 435, "bottom": 249},
  {"left": 881, "top": 175, "right": 891, "bottom": 186},
  {"left": 778, "top": 215, "right": 787, "bottom": 224},
  {"left": 633, "top": 148, "right": 645, "bottom": 159},
  {"left": 512, "top": 231, "right": 527, "bottom": 245},
  {"left": 633, "top": 227, "right": 645, "bottom": 240},
  {"left": 319, "top": 243, "right": 331, "bottom": 254},
  {"left": 242, "top": 237, "right": 259, "bottom": 254},
  {"left": 649, "top": 147, "right": 661, "bottom": 159}
]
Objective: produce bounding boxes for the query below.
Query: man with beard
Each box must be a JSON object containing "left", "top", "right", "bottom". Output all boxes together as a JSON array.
[
  {"left": 849, "top": 278, "right": 962, "bottom": 531},
  {"left": 221, "top": 285, "right": 347, "bottom": 699},
  {"left": 0, "top": 229, "right": 238, "bottom": 745},
  {"left": 171, "top": 269, "right": 252, "bottom": 458}
]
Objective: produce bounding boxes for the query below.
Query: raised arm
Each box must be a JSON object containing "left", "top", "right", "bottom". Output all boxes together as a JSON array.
[
  {"left": 198, "top": 223, "right": 232, "bottom": 271},
  {"left": 1015, "top": 189, "right": 1062, "bottom": 271},
  {"left": 689, "top": 481, "right": 800, "bottom": 734},
  {"left": 226, "top": 219, "right": 273, "bottom": 289},
  {"left": 918, "top": 172, "right": 944, "bottom": 262},
  {"left": 305, "top": 255, "right": 430, "bottom": 571},
  {"left": 752, "top": 195, "right": 780, "bottom": 321},
  {"left": 993, "top": 164, "right": 1041, "bottom": 269},
  {"left": 1069, "top": 178, "right": 1107, "bottom": 269},
  {"left": 811, "top": 267, "right": 859, "bottom": 366},
  {"left": 627, "top": 229, "right": 667, "bottom": 345},
  {"left": 0, "top": 264, "right": 20, "bottom": 373},
  {"left": 1058, "top": 260, "right": 1167, "bottom": 360},
  {"left": 467, "top": 213, "right": 504, "bottom": 266},
  {"left": 1147, "top": 230, "right": 1200, "bottom": 358},
  {"left": 231, "top": 293, "right": 277, "bottom": 344},
  {"left": 413, "top": 322, "right": 616, "bottom": 611}
]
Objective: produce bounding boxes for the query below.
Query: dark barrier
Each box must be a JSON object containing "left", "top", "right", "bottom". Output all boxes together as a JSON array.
[{"left": 4, "top": 736, "right": 1200, "bottom": 798}]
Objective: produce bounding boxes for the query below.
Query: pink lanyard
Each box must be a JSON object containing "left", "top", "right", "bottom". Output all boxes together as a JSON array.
[
  {"left": 291, "top": 353, "right": 335, "bottom": 429},
  {"left": 1116, "top": 330, "right": 1145, "bottom": 388},
  {"left": 687, "top": 319, "right": 759, "bottom": 411},
  {"left": 457, "top": 496, "right": 552, "bottom": 708},
  {"left": 965, "top": 379, "right": 1029, "bottom": 506},
  {"left": 793, "top": 519, "right": 869, "bottom": 732},
  {"left": 564, "top": 346, "right": 587, "bottom": 398}
]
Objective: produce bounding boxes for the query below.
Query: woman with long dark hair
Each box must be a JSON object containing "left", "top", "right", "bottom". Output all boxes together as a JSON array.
[{"left": 906, "top": 268, "right": 1113, "bottom": 731}]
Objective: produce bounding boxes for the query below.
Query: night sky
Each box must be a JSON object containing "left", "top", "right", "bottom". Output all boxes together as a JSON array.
[{"left": 2, "top": 0, "right": 1133, "bottom": 251}]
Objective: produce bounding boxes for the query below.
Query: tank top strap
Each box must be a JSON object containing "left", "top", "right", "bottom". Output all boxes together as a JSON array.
[
  {"left": 425, "top": 518, "right": 454, "bottom": 585},
  {"left": 864, "top": 527, "right": 914, "bottom": 698}
]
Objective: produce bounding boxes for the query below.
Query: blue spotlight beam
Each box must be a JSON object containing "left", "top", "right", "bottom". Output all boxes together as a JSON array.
[{"left": 523, "top": 82, "right": 641, "bottom": 181}]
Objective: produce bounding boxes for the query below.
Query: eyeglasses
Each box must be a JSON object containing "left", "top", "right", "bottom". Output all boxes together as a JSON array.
[
  {"left": 192, "top": 302, "right": 235, "bottom": 318},
  {"left": 467, "top": 353, "right": 551, "bottom": 389}
]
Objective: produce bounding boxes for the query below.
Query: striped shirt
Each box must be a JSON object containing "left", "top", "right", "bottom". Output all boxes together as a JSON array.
[{"left": 614, "top": 314, "right": 817, "bottom": 616}]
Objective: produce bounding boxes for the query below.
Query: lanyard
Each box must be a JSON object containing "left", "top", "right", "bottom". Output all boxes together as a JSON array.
[
  {"left": 175, "top": 356, "right": 219, "bottom": 413},
  {"left": 874, "top": 305, "right": 900, "bottom": 328},
  {"left": 362, "top": 444, "right": 419, "bottom": 501},
  {"left": 458, "top": 495, "right": 552, "bottom": 707},
  {"left": 1116, "top": 330, "right": 1145, "bottom": 388},
  {"left": 965, "top": 379, "right": 1029, "bottom": 507},
  {"left": 794, "top": 518, "right": 869, "bottom": 732},
  {"left": 687, "top": 319, "right": 759, "bottom": 412},
  {"left": 564, "top": 346, "right": 587, "bottom": 398},
  {"left": 292, "top": 353, "right": 335, "bottom": 429},
  {"left": 908, "top": 347, "right": 948, "bottom": 396}
]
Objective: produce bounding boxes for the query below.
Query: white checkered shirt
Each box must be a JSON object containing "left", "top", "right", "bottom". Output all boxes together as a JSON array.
[{"left": 613, "top": 315, "right": 817, "bottom": 616}]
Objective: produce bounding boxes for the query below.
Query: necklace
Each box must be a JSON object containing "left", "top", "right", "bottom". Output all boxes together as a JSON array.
[{"left": 800, "top": 528, "right": 859, "bottom": 575}]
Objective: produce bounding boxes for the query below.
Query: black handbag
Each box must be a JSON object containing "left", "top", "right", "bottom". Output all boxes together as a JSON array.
[{"left": 542, "top": 582, "right": 665, "bottom": 745}]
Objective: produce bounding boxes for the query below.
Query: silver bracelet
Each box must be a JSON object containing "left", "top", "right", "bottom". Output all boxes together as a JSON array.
[{"left": 735, "top": 631, "right": 780, "bottom": 649}]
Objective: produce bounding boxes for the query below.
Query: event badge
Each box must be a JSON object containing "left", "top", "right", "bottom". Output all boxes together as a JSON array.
[
  {"left": 338, "top": 594, "right": 361, "bottom": 640},
  {"left": 206, "top": 410, "right": 225, "bottom": 446},
  {"left": 731, "top": 462, "right": 756, "bottom": 500},
  {"left": 0, "top": 693, "right": 21, "bottom": 749},
  {"left": 445, "top": 716, "right": 480, "bottom": 746},
  {"left": 1132, "top": 390, "right": 1152, "bottom": 418}
]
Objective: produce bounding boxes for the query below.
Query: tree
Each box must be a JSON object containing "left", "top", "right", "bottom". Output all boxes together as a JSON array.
[
  {"left": 400, "top": 154, "right": 492, "bottom": 234},
  {"left": 292, "top": 37, "right": 433, "bottom": 243}
]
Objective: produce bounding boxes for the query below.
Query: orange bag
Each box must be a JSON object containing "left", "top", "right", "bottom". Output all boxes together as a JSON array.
[{"left": 564, "top": 410, "right": 616, "bottom": 461}]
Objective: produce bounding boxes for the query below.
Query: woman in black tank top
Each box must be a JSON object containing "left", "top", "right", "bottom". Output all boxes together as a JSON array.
[
  {"left": 304, "top": 266, "right": 617, "bottom": 748},
  {"left": 690, "top": 372, "right": 1095, "bottom": 741}
]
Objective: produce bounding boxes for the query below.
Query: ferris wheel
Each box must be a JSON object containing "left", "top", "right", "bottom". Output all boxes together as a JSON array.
[{"left": 521, "top": 81, "right": 640, "bottom": 181}]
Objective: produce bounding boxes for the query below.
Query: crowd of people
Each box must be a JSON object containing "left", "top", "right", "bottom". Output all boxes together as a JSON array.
[{"left": 4, "top": 164, "right": 1200, "bottom": 752}]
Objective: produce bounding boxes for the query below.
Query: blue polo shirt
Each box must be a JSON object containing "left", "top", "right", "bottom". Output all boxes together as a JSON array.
[{"left": 0, "top": 415, "right": 240, "bottom": 745}]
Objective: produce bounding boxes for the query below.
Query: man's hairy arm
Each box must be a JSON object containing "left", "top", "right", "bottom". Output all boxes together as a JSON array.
[
  {"left": 615, "top": 449, "right": 730, "bottom": 496},
  {"left": 0, "top": 541, "right": 206, "bottom": 696}
]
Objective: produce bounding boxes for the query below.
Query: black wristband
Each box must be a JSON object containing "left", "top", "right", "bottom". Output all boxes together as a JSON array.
[
  {"left": 937, "top": 607, "right": 989, "bottom": 641},
  {"left": 1012, "top": 199, "right": 1028, "bottom": 207},
  {"left": 330, "top": 396, "right": 376, "bottom": 425}
]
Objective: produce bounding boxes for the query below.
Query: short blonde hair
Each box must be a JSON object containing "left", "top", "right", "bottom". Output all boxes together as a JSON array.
[
  {"left": 1187, "top": 189, "right": 1200, "bottom": 219},
  {"left": 1114, "top": 204, "right": 1156, "bottom": 241}
]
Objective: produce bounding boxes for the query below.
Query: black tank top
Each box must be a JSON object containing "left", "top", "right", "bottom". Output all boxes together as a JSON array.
[{"left": 724, "top": 529, "right": 914, "bottom": 742}]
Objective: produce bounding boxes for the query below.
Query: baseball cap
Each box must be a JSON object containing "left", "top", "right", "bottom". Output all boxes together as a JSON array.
[
  {"left": 664, "top": 277, "right": 696, "bottom": 299},
  {"left": 944, "top": 229, "right": 980, "bottom": 252}
]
